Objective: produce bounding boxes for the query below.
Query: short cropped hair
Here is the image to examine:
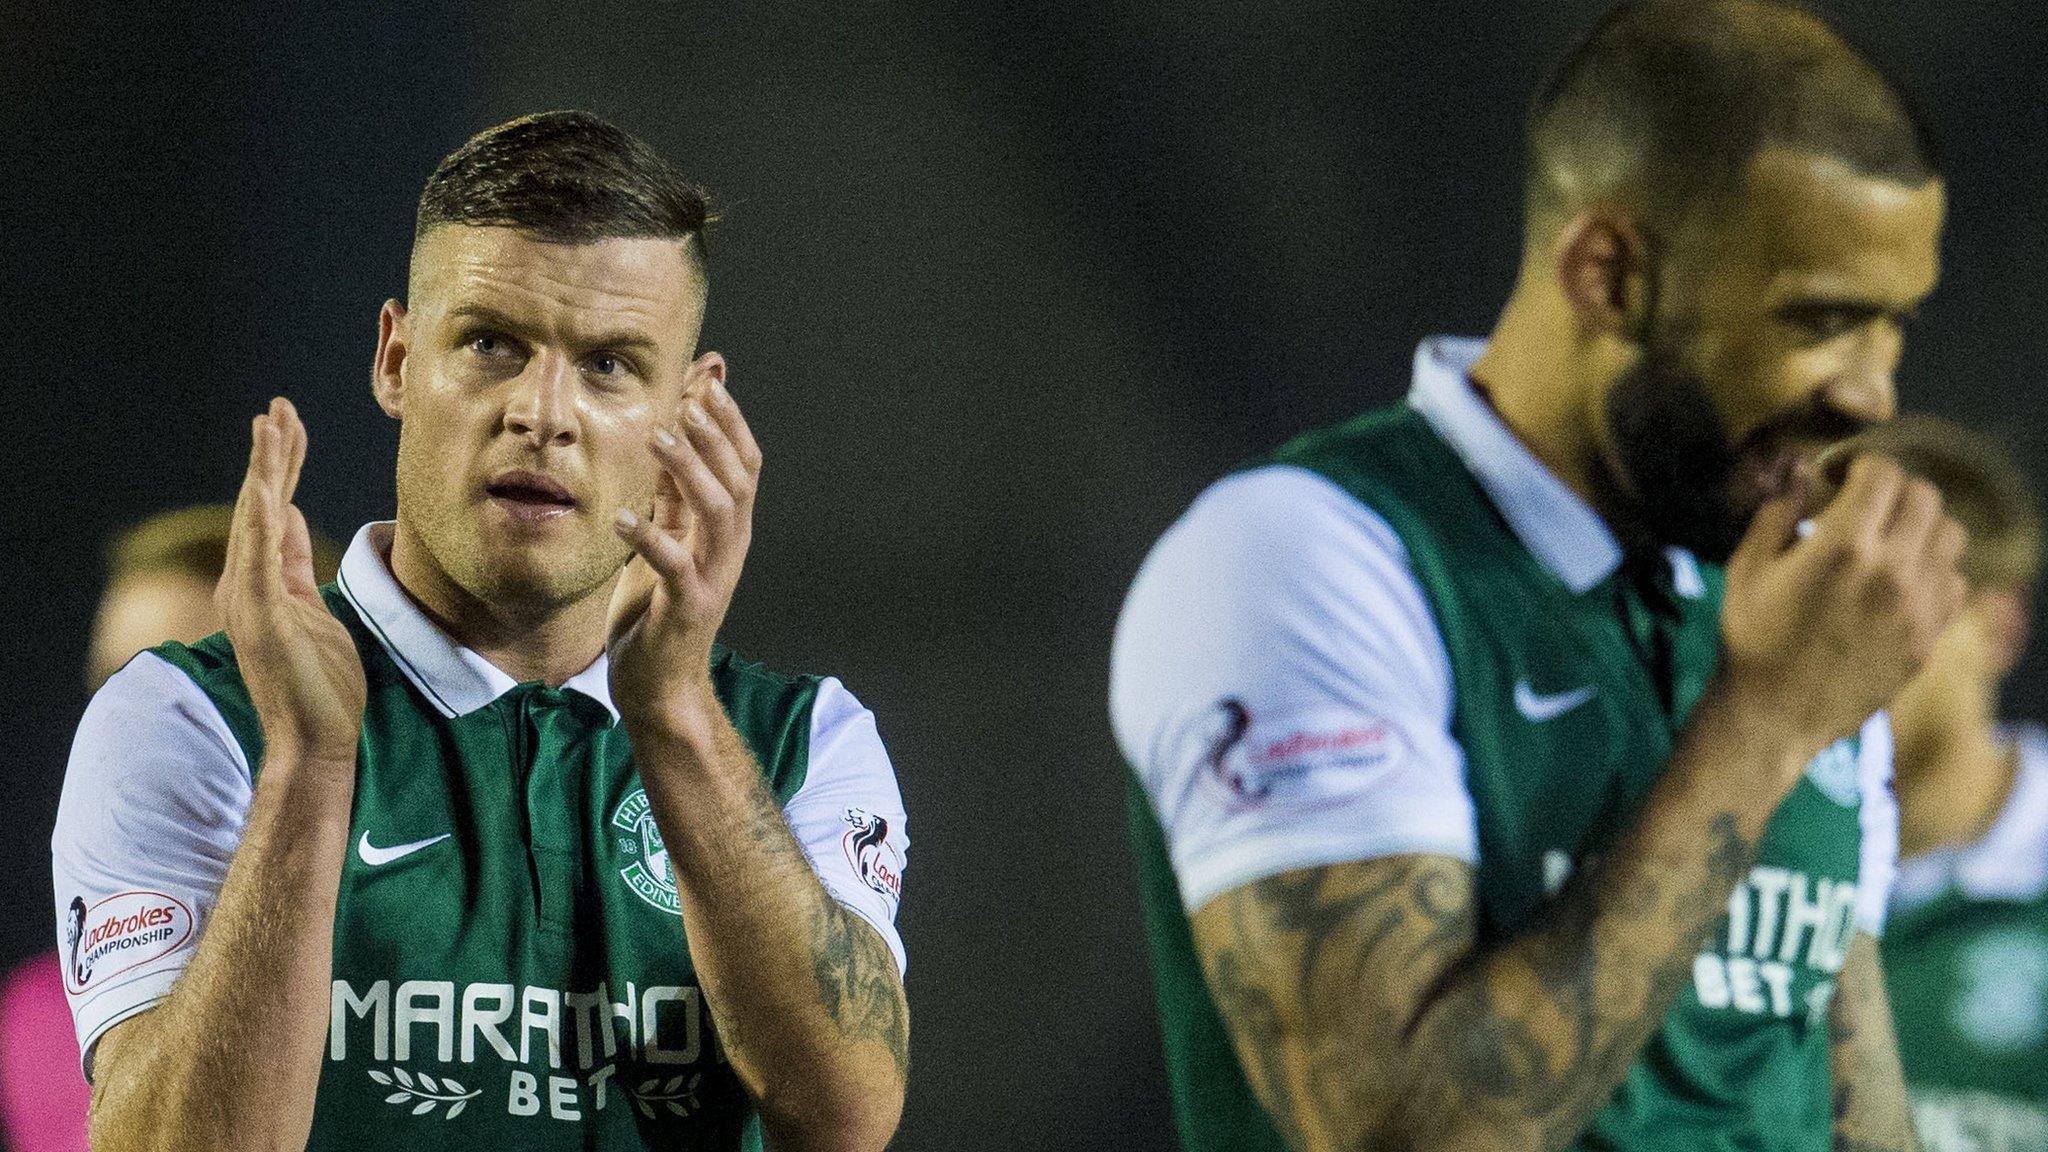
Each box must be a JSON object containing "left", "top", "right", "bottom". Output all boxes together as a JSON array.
[
  {"left": 1858, "top": 417, "right": 2043, "bottom": 592},
  {"left": 1526, "top": 0, "right": 1939, "bottom": 242},
  {"left": 107, "top": 505, "right": 344, "bottom": 589},
  {"left": 415, "top": 110, "right": 714, "bottom": 275}
]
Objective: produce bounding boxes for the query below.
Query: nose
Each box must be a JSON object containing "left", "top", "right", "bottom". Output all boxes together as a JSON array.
[
  {"left": 1826, "top": 330, "right": 1900, "bottom": 426},
  {"left": 503, "top": 353, "right": 578, "bottom": 448},
  {"left": 1826, "top": 371, "right": 1896, "bottom": 426}
]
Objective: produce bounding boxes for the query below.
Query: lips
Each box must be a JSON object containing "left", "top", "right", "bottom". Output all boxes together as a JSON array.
[{"left": 485, "top": 469, "right": 579, "bottom": 522}]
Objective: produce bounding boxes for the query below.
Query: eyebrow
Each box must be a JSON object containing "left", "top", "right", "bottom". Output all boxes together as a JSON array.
[
  {"left": 1771, "top": 295, "right": 1920, "bottom": 321},
  {"left": 444, "top": 303, "right": 662, "bottom": 353}
]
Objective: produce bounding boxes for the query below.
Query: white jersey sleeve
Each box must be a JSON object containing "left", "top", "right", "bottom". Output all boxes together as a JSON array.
[
  {"left": 1853, "top": 711, "right": 1899, "bottom": 937},
  {"left": 50, "top": 652, "right": 252, "bottom": 1076},
  {"left": 1110, "top": 465, "right": 1477, "bottom": 913},
  {"left": 780, "top": 677, "right": 909, "bottom": 976}
]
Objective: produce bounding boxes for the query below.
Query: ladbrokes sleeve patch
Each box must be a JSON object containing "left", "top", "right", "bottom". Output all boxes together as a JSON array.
[
  {"left": 1152, "top": 697, "right": 1477, "bottom": 911},
  {"left": 63, "top": 890, "right": 195, "bottom": 995},
  {"left": 783, "top": 677, "right": 908, "bottom": 976},
  {"left": 52, "top": 653, "right": 252, "bottom": 1074},
  {"left": 1195, "top": 700, "right": 1408, "bottom": 811}
]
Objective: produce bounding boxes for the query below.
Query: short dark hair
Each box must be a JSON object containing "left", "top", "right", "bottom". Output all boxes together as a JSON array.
[
  {"left": 415, "top": 110, "right": 713, "bottom": 273},
  {"left": 1526, "top": 0, "right": 1939, "bottom": 241}
]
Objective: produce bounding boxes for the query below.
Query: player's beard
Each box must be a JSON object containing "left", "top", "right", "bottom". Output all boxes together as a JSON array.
[
  {"left": 1592, "top": 331, "right": 1866, "bottom": 565},
  {"left": 1593, "top": 336, "right": 1747, "bottom": 563}
]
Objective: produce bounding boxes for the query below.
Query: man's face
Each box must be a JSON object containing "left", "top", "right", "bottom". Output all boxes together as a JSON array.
[
  {"left": 377, "top": 226, "right": 712, "bottom": 610},
  {"left": 89, "top": 570, "right": 221, "bottom": 689},
  {"left": 1595, "top": 150, "right": 1945, "bottom": 561}
]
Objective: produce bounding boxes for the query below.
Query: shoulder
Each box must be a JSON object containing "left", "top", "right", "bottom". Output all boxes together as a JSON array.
[
  {"left": 707, "top": 646, "right": 850, "bottom": 796},
  {"left": 709, "top": 645, "right": 825, "bottom": 724},
  {"left": 74, "top": 650, "right": 247, "bottom": 762},
  {"left": 144, "top": 632, "right": 266, "bottom": 765},
  {"left": 1112, "top": 465, "right": 1449, "bottom": 747},
  {"left": 1125, "top": 464, "right": 1422, "bottom": 617}
]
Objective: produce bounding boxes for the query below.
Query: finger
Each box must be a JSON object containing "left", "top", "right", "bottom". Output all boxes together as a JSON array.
[
  {"left": 1813, "top": 454, "right": 1903, "bottom": 555},
  {"left": 1885, "top": 477, "right": 1942, "bottom": 555},
  {"left": 681, "top": 399, "right": 753, "bottom": 503},
  {"left": 1931, "top": 517, "right": 1969, "bottom": 569},
  {"left": 702, "top": 377, "right": 762, "bottom": 478},
  {"left": 651, "top": 451, "right": 689, "bottom": 534},
  {"left": 652, "top": 426, "right": 738, "bottom": 535},
  {"left": 281, "top": 505, "right": 319, "bottom": 598},
  {"left": 613, "top": 507, "right": 699, "bottom": 586},
  {"left": 275, "top": 397, "right": 308, "bottom": 506},
  {"left": 243, "top": 414, "right": 288, "bottom": 603},
  {"left": 221, "top": 413, "right": 271, "bottom": 611},
  {"left": 1731, "top": 490, "right": 1806, "bottom": 570}
]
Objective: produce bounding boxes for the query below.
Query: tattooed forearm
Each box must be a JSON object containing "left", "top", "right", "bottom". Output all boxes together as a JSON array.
[
  {"left": 637, "top": 708, "right": 908, "bottom": 1148},
  {"left": 1201, "top": 858, "right": 1478, "bottom": 1151},
  {"left": 811, "top": 901, "right": 912, "bottom": 1078},
  {"left": 1193, "top": 748, "right": 1779, "bottom": 1152},
  {"left": 1830, "top": 934, "right": 1921, "bottom": 1152}
]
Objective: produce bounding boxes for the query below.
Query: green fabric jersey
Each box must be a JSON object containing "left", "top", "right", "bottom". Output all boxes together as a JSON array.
[
  {"left": 53, "top": 524, "right": 908, "bottom": 1151},
  {"left": 1881, "top": 724, "right": 2048, "bottom": 1152},
  {"left": 1113, "top": 340, "right": 1892, "bottom": 1152}
]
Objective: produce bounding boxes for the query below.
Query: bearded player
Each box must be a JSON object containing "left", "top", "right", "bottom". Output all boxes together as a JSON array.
[
  {"left": 52, "top": 112, "right": 909, "bottom": 1151},
  {"left": 1860, "top": 419, "right": 2048, "bottom": 1151},
  {"left": 1113, "top": 3, "right": 1959, "bottom": 1150}
]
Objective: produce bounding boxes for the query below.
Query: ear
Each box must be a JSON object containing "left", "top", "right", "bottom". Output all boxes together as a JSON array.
[
  {"left": 682, "top": 351, "right": 727, "bottom": 404},
  {"left": 1552, "top": 213, "right": 1653, "bottom": 340},
  {"left": 372, "top": 299, "right": 409, "bottom": 420}
]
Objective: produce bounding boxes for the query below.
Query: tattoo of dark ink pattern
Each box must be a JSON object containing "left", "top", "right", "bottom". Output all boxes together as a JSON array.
[
  {"left": 688, "top": 761, "right": 910, "bottom": 1084},
  {"left": 810, "top": 901, "right": 911, "bottom": 1080},
  {"left": 1194, "top": 807, "right": 1765, "bottom": 1152},
  {"left": 1829, "top": 936, "right": 1919, "bottom": 1152}
]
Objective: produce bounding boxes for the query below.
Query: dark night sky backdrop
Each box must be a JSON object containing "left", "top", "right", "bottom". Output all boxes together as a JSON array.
[{"left": 6, "top": 3, "right": 2046, "bottom": 1148}]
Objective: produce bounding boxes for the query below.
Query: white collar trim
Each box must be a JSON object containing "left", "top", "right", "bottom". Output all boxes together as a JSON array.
[
  {"left": 335, "top": 522, "right": 618, "bottom": 721},
  {"left": 1406, "top": 335, "right": 1624, "bottom": 594}
]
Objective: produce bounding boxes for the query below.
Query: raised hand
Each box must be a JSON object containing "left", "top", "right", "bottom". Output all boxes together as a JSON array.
[
  {"left": 1720, "top": 452, "right": 1968, "bottom": 760},
  {"left": 607, "top": 376, "right": 761, "bottom": 736},
  {"left": 217, "top": 398, "right": 366, "bottom": 768}
]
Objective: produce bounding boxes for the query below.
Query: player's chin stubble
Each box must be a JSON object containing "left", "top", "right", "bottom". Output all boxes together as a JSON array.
[{"left": 396, "top": 457, "right": 627, "bottom": 613}]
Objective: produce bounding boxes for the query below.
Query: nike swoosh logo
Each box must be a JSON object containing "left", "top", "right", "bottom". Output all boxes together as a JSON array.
[
  {"left": 357, "top": 831, "right": 452, "bottom": 867},
  {"left": 1514, "top": 681, "right": 1597, "bottom": 722}
]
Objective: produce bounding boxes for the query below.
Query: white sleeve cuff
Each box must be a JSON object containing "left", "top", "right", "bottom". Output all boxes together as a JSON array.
[{"left": 74, "top": 965, "right": 182, "bottom": 1080}]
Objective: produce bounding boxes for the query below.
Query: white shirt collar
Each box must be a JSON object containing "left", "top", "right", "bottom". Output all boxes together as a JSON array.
[
  {"left": 335, "top": 522, "right": 618, "bottom": 722},
  {"left": 1406, "top": 335, "right": 1624, "bottom": 594}
]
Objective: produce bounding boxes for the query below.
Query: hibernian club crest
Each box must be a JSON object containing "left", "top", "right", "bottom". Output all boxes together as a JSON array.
[{"left": 613, "top": 789, "right": 678, "bottom": 915}]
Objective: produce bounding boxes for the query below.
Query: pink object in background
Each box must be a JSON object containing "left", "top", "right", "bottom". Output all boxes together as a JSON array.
[{"left": 0, "top": 951, "right": 88, "bottom": 1152}]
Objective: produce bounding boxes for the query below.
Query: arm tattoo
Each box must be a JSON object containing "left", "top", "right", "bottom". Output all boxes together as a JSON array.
[
  {"left": 810, "top": 901, "right": 912, "bottom": 1080},
  {"left": 1829, "top": 934, "right": 1920, "bottom": 1152},
  {"left": 1195, "top": 811, "right": 1760, "bottom": 1152},
  {"left": 671, "top": 752, "right": 909, "bottom": 1088}
]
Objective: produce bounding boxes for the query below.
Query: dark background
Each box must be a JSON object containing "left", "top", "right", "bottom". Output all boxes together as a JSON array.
[{"left": 5, "top": 2, "right": 2045, "bottom": 1148}]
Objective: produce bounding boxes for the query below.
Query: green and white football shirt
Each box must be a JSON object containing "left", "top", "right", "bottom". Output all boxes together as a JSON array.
[
  {"left": 1111, "top": 336, "right": 1897, "bottom": 1152},
  {"left": 52, "top": 522, "right": 908, "bottom": 1149},
  {"left": 1883, "top": 723, "right": 2048, "bottom": 1152}
]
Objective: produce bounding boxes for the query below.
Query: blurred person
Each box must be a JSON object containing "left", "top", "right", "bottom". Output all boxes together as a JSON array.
[
  {"left": 1112, "top": 2, "right": 1957, "bottom": 1150},
  {"left": 0, "top": 506, "right": 338, "bottom": 1152},
  {"left": 1865, "top": 418, "right": 2048, "bottom": 1151},
  {"left": 52, "top": 111, "right": 909, "bottom": 1152}
]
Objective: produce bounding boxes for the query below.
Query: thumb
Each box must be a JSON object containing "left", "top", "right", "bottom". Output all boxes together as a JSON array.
[{"left": 1730, "top": 489, "right": 1807, "bottom": 574}]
